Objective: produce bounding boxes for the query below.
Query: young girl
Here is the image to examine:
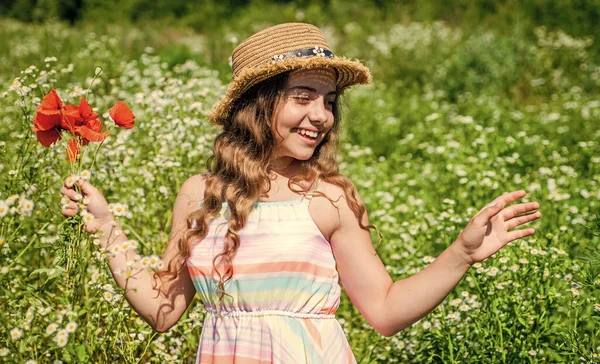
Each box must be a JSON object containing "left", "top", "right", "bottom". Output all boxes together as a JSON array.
[{"left": 60, "top": 23, "right": 542, "bottom": 363}]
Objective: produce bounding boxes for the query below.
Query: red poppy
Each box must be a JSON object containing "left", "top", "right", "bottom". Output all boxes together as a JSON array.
[
  {"left": 66, "top": 138, "right": 80, "bottom": 163},
  {"left": 33, "top": 88, "right": 64, "bottom": 132},
  {"left": 109, "top": 101, "right": 135, "bottom": 129},
  {"left": 32, "top": 90, "right": 129, "bottom": 163}
]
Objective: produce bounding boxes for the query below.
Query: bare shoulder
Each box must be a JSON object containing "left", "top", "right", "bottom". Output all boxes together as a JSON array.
[
  {"left": 309, "top": 177, "right": 366, "bottom": 241},
  {"left": 177, "top": 173, "right": 209, "bottom": 211}
]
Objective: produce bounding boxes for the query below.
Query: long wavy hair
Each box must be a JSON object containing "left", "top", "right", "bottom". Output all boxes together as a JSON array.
[{"left": 155, "top": 70, "right": 381, "bottom": 306}]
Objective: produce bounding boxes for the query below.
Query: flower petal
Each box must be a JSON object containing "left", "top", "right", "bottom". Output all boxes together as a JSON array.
[
  {"left": 33, "top": 110, "right": 61, "bottom": 131},
  {"left": 109, "top": 101, "right": 135, "bottom": 129},
  {"left": 35, "top": 129, "right": 62, "bottom": 147},
  {"left": 40, "top": 88, "right": 63, "bottom": 111},
  {"left": 76, "top": 124, "right": 109, "bottom": 143},
  {"left": 79, "top": 97, "right": 99, "bottom": 122},
  {"left": 66, "top": 138, "right": 80, "bottom": 163}
]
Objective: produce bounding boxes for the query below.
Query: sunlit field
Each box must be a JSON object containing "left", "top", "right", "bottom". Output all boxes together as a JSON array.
[{"left": 1, "top": 14, "right": 599, "bottom": 363}]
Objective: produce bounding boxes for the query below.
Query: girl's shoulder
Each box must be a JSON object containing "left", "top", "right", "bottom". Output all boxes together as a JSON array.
[{"left": 178, "top": 173, "right": 209, "bottom": 208}]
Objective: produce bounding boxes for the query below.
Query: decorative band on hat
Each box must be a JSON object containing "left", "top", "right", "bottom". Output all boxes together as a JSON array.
[{"left": 271, "top": 46, "right": 335, "bottom": 64}]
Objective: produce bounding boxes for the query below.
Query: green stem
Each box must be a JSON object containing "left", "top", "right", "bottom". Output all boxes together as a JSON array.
[{"left": 5, "top": 222, "right": 49, "bottom": 269}]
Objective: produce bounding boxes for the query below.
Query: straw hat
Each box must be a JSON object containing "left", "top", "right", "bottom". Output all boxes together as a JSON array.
[{"left": 207, "top": 22, "right": 372, "bottom": 125}]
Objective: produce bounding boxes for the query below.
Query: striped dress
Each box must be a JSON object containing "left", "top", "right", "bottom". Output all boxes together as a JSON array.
[{"left": 186, "top": 180, "right": 357, "bottom": 363}]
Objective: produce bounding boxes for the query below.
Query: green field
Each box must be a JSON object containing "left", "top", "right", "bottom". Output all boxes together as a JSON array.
[{"left": 1, "top": 1, "right": 599, "bottom": 362}]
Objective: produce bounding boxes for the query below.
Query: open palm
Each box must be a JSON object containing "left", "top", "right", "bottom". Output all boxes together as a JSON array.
[{"left": 457, "top": 190, "right": 542, "bottom": 265}]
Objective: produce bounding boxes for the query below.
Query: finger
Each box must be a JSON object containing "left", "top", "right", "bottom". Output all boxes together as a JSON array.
[
  {"left": 494, "top": 190, "right": 527, "bottom": 208},
  {"left": 76, "top": 178, "right": 96, "bottom": 195},
  {"left": 61, "top": 207, "right": 77, "bottom": 217},
  {"left": 506, "top": 228, "right": 536, "bottom": 243},
  {"left": 60, "top": 186, "right": 82, "bottom": 202},
  {"left": 64, "top": 201, "right": 79, "bottom": 211},
  {"left": 501, "top": 201, "right": 540, "bottom": 220},
  {"left": 473, "top": 201, "right": 503, "bottom": 226},
  {"left": 506, "top": 211, "right": 542, "bottom": 230}
]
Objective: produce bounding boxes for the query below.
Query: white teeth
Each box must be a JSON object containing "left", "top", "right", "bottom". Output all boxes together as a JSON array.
[{"left": 296, "top": 128, "right": 318, "bottom": 138}]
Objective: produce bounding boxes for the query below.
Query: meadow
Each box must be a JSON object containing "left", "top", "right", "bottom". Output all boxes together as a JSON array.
[{"left": 1, "top": 4, "right": 599, "bottom": 363}]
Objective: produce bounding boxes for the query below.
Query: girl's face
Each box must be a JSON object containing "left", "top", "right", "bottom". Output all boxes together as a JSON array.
[{"left": 272, "top": 68, "right": 337, "bottom": 164}]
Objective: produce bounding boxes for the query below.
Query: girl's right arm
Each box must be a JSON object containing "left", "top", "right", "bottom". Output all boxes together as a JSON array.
[{"left": 60, "top": 174, "right": 205, "bottom": 332}]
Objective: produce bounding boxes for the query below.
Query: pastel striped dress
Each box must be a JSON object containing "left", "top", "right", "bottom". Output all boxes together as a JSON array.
[{"left": 186, "top": 180, "right": 357, "bottom": 363}]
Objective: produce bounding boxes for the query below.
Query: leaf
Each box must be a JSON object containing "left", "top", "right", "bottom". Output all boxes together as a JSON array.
[{"left": 77, "top": 343, "right": 88, "bottom": 361}]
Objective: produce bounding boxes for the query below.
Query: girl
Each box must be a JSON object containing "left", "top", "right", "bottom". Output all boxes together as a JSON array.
[{"left": 60, "top": 23, "right": 542, "bottom": 363}]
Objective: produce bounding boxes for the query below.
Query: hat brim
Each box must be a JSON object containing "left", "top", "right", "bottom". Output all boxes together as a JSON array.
[{"left": 208, "top": 56, "right": 372, "bottom": 125}]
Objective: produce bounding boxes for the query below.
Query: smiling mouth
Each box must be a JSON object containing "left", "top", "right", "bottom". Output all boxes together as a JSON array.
[{"left": 292, "top": 128, "right": 320, "bottom": 140}]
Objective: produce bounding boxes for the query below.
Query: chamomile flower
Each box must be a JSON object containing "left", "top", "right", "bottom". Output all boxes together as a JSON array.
[
  {"left": 487, "top": 267, "right": 499, "bottom": 276},
  {"left": 104, "top": 291, "right": 113, "bottom": 302},
  {"left": 79, "top": 170, "right": 91, "bottom": 180},
  {"left": 46, "top": 323, "right": 59, "bottom": 335},
  {"left": 0, "top": 201, "right": 8, "bottom": 217},
  {"left": 55, "top": 331, "right": 69, "bottom": 348},
  {"left": 65, "top": 175, "right": 80, "bottom": 187},
  {"left": 0, "top": 348, "right": 8, "bottom": 356},
  {"left": 10, "top": 328, "right": 22, "bottom": 340},
  {"left": 65, "top": 321, "right": 78, "bottom": 333}
]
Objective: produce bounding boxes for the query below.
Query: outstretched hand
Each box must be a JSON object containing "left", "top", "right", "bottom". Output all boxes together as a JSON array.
[{"left": 456, "top": 190, "right": 542, "bottom": 265}]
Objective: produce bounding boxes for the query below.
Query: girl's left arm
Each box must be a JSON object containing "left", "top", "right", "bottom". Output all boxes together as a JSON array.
[{"left": 330, "top": 187, "right": 541, "bottom": 337}]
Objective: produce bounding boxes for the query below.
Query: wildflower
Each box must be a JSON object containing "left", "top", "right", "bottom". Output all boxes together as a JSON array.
[
  {"left": 0, "top": 348, "right": 8, "bottom": 356},
  {"left": 461, "top": 291, "right": 470, "bottom": 298},
  {"left": 528, "top": 349, "right": 537, "bottom": 356},
  {"left": 519, "top": 258, "right": 529, "bottom": 264},
  {"left": 65, "top": 175, "right": 80, "bottom": 188},
  {"left": 109, "top": 101, "right": 135, "bottom": 129},
  {"left": 104, "top": 291, "right": 113, "bottom": 302},
  {"left": 55, "top": 331, "right": 69, "bottom": 348},
  {"left": 10, "top": 328, "right": 22, "bottom": 340},
  {"left": 422, "top": 321, "right": 431, "bottom": 330},
  {"left": 530, "top": 248, "right": 539, "bottom": 255},
  {"left": 487, "top": 267, "right": 499, "bottom": 277},
  {"left": 110, "top": 245, "right": 122, "bottom": 255},
  {"left": 65, "top": 321, "right": 78, "bottom": 333},
  {"left": 571, "top": 287, "right": 580, "bottom": 296},
  {"left": 140, "top": 256, "right": 150, "bottom": 268},
  {"left": 46, "top": 323, "right": 59, "bottom": 335},
  {"left": 499, "top": 257, "right": 508, "bottom": 264},
  {"left": 459, "top": 304, "right": 470, "bottom": 312},
  {"left": 450, "top": 298, "right": 461, "bottom": 307},
  {"left": 121, "top": 240, "right": 131, "bottom": 251},
  {"left": 79, "top": 170, "right": 91, "bottom": 180},
  {"left": 543, "top": 268, "right": 549, "bottom": 278},
  {"left": 593, "top": 303, "right": 600, "bottom": 312},
  {"left": 0, "top": 201, "right": 8, "bottom": 217},
  {"left": 25, "top": 360, "right": 37, "bottom": 364},
  {"left": 149, "top": 255, "right": 161, "bottom": 269},
  {"left": 564, "top": 274, "right": 573, "bottom": 281}
]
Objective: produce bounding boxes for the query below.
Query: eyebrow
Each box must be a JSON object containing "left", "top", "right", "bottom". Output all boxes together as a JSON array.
[{"left": 288, "top": 86, "right": 337, "bottom": 97}]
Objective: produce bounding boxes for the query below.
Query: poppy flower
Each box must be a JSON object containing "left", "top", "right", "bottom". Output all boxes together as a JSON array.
[
  {"left": 33, "top": 88, "right": 64, "bottom": 132},
  {"left": 109, "top": 101, "right": 135, "bottom": 129},
  {"left": 66, "top": 138, "right": 80, "bottom": 163}
]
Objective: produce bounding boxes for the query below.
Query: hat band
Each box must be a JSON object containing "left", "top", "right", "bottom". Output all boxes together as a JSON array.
[{"left": 270, "top": 46, "right": 334, "bottom": 64}]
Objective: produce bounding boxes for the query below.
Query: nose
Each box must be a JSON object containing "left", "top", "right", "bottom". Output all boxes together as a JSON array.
[{"left": 307, "top": 97, "right": 329, "bottom": 124}]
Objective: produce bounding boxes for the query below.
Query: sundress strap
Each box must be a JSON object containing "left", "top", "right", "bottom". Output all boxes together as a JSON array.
[{"left": 303, "top": 177, "right": 320, "bottom": 204}]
